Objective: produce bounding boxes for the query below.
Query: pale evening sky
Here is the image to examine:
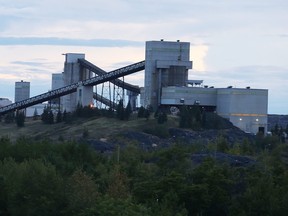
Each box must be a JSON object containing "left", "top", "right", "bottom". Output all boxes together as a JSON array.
[{"left": 0, "top": 0, "right": 287, "bottom": 114}]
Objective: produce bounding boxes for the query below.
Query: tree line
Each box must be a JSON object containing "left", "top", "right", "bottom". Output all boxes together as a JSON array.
[{"left": 0, "top": 131, "right": 288, "bottom": 215}]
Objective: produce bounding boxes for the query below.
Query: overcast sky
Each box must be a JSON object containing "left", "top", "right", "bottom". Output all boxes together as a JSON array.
[{"left": 0, "top": 0, "right": 287, "bottom": 114}]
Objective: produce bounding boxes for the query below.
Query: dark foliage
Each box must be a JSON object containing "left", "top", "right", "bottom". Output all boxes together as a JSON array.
[
  {"left": 4, "top": 112, "right": 14, "bottom": 124},
  {"left": 15, "top": 111, "right": 25, "bottom": 127},
  {"left": 116, "top": 99, "right": 125, "bottom": 120},
  {"left": 56, "top": 110, "right": 62, "bottom": 123}
]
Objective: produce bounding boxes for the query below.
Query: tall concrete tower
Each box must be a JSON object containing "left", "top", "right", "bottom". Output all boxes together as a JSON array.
[
  {"left": 51, "top": 73, "right": 64, "bottom": 106},
  {"left": 62, "top": 53, "right": 93, "bottom": 112},
  {"left": 52, "top": 73, "right": 63, "bottom": 90},
  {"left": 144, "top": 40, "right": 192, "bottom": 110},
  {"left": 15, "top": 80, "right": 30, "bottom": 102}
]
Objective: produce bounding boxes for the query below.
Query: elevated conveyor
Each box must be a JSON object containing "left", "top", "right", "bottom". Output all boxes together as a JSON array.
[
  {"left": 0, "top": 60, "right": 145, "bottom": 115},
  {"left": 93, "top": 93, "right": 117, "bottom": 108},
  {"left": 78, "top": 59, "right": 140, "bottom": 94}
]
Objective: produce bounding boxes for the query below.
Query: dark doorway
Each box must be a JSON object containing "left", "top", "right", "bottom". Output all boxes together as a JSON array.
[{"left": 258, "top": 127, "right": 265, "bottom": 134}]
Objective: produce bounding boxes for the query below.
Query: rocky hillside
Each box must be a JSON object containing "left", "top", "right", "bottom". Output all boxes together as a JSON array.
[{"left": 268, "top": 114, "right": 288, "bottom": 131}]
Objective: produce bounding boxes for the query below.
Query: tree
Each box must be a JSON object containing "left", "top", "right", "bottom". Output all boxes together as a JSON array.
[
  {"left": 179, "top": 105, "right": 202, "bottom": 130},
  {"left": 48, "top": 111, "right": 54, "bottom": 124},
  {"left": 157, "top": 112, "right": 167, "bottom": 124},
  {"left": 137, "top": 106, "right": 145, "bottom": 118},
  {"left": 33, "top": 108, "right": 38, "bottom": 120},
  {"left": 0, "top": 158, "right": 65, "bottom": 216},
  {"left": 116, "top": 99, "right": 125, "bottom": 120},
  {"left": 56, "top": 110, "right": 62, "bottom": 123},
  {"left": 63, "top": 109, "right": 67, "bottom": 122},
  {"left": 41, "top": 107, "right": 49, "bottom": 124},
  {"left": 144, "top": 108, "right": 150, "bottom": 120},
  {"left": 66, "top": 169, "right": 99, "bottom": 215},
  {"left": 216, "top": 136, "right": 229, "bottom": 153},
  {"left": 75, "top": 103, "right": 83, "bottom": 117},
  {"left": 4, "top": 112, "right": 14, "bottom": 124},
  {"left": 124, "top": 101, "right": 132, "bottom": 120},
  {"left": 15, "top": 110, "right": 25, "bottom": 127},
  {"left": 107, "top": 166, "right": 130, "bottom": 199},
  {"left": 179, "top": 106, "right": 192, "bottom": 128}
]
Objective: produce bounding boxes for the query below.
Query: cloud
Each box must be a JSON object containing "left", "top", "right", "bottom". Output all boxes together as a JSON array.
[
  {"left": 279, "top": 34, "right": 288, "bottom": 38},
  {"left": 0, "top": 37, "right": 143, "bottom": 47},
  {"left": 190, "top": 44, "right": 209, "bottom": 71},
  {"left": 0, "top": 0, "right": 287, "bottom": 113},
  {"left": 11, "top": 61, "right": 47, "bottom": 67}
]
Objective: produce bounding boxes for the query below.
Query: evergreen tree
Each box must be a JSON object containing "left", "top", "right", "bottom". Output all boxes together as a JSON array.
[
  {"left": 48, "top": 111, "right": 54, "bottom": 124},
  {"left": 157, "top": 112, "right": 167, "bottom": 124},
  {"left": 15, "top": 110, "right": 25, "bottom": 127},
  {"left": 63, "top": 110, "right": 67, "bottom": 122},
  {"left": 179, "top": 105, "right": 202, "bottom": 130},
  {"left": 75, "top": 103, "right": 83, "bottom": 117},
  {"left": 179, "top": 106, "right": 191, "bottom": 128},
  {"left": 116, "top": 99, "right": 125, "bottom": 120},
  {"left": 41, "top": 107, "right": 49, "bottom": 124},
  {"left": 144, "top": 108, "right": 150, "bottom": 120},
  {"left": 137, "top": 106, "right": 145, "bottom": 118},
  {"left": 4, "top": 112, "right": 14, "bottom": 123},
  {"left": 56, "top": 110, "right": 62, "bottom": 123},
  {"left": 124, "top": 101, "right": 132, "bottom": 120},
  {"left": 33, "top": 108, "right": 38, "bottom": 120}
]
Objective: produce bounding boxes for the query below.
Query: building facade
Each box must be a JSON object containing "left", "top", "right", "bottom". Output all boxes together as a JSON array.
[
  {"left": 144, "top": 40, "right": 193, "bottom": 110},
  {"left": 142, "top": 40, "right": 268, "bottom": 135},
  {"left": 51, "top": 73, "right": 64, "bottom": 107},
  {"left": 160, "top": 86, "right": 268, "bottom": 134},
  {"left": 62, "top": 53, "right": 93, "bottom": 112},
  {"left": 15, "top": 80, "right": 30, "bottom": 102}
]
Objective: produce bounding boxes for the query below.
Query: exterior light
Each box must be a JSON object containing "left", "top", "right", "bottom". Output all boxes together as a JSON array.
[
  {"left": 256, "top": 118, "right": 259, "bottom": 122},
  {"left": 239, "top": 118, "right": 242, "bottom": 121}
]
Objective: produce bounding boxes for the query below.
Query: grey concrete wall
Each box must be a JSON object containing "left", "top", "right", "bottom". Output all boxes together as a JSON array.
[
  {"left": 77, "top": 85, "right": 94, "bottom": 107},
  {"left": 62, "top": 53, "right": 85, "bottom": 112},
  {"left": 15, "top": 81, "right": 30, "bottom": 102},
  {"left": 144, "top": 40, "right": 192, "bottom": 110},
  {"left": 161, "top": 86, "right": 217, "bottom": 106},
  {"left": 216, "top": 88, "right": 268, "bottom": 134}
]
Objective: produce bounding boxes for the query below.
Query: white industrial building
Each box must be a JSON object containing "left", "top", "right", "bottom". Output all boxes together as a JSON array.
[
  {"left": 58, "top": 40, "right": 268, "bottom": 134},
  {"left": 160, "top": 86, "right": 268, "bottom": 134},
  {"left": 142, "top": 40, "right": 268, "bottom": 134},
  {"left": 15, "top": 80, "right": 30, "bottom": 102}
]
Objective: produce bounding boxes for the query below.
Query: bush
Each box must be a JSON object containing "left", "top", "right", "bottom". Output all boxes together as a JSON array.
[{"left": 143, "top": 124, "right": 170, "bottom": 138}]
